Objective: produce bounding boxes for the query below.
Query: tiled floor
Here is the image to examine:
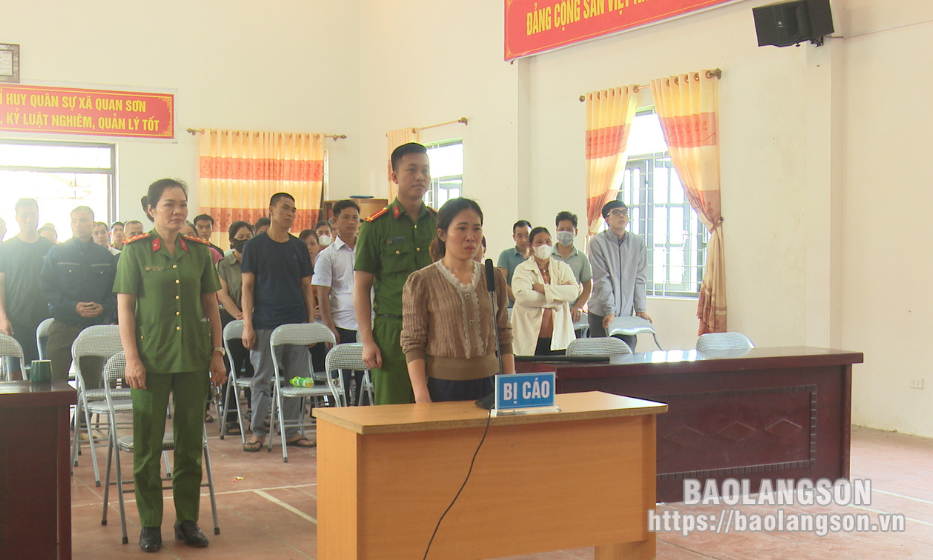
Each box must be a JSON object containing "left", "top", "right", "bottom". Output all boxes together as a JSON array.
[{"left": 70, "top": 424, "right": 933, "bottom": 559}]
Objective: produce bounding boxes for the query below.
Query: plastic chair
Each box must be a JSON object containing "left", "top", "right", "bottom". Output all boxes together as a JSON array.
[
  {"left": 566, "top": 337, "right": 632, "bottom": 358},
  {"left": 696, "top": 332, "right": 755, "bottom": 351},
  {"left": 572, "top": 311, "right": 590, "bottom": 339},
  {"left": 36, "top": 317, "right": 54, "bottom": 361},
  {"left": 608, "top": 316, "right": 663, "bottom": 350},
  {"left": 323, "top": 343, "right": 374, "bottom": 407},
  {"left": 220, "top": 320, "right": 250, "bottom": 444},
  {"left": 0, "top": 333, "right": 25, "bottom": 382},
  {"left": 70, "top": 324, "right": 124, "bottom": 486},
  {"left": 98, "top": 353, "right": 219, "bottom": 544},
  {"left": 268, "top": 323, "right": 336, "bottom": 462}
]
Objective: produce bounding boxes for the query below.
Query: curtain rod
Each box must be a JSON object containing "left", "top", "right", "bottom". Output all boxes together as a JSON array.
[
  {"left": 186, "top": 128, "right": 347, "bottom": 140},
  {"left": 414, "top": 117, "right": 469, "bottom": 133},
  {"left": 578, "top": 68, "right": 722, "bottom": 102}
]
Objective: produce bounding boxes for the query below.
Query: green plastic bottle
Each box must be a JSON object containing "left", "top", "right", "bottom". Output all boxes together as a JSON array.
[{"left": 290, "top": 377, "right": 315, "bottom": 388}]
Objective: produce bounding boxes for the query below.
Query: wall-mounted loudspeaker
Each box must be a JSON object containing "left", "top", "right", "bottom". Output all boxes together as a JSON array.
[{"left": 753, "top": 0, "right": 834, "bottom": 47}]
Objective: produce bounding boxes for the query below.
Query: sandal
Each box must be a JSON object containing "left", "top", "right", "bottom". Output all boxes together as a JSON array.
[
  {"left": 243, "top": 440, "right": 263, "bottom": 452},
  {"left": 205, "top": 413, "right": 214, "bottom": 424},
  {"left": 286, "top": 437, "right": 316, "bottom": 448},
  {"left": 225, "top": 424, "right": 241, "bottom": 435}
]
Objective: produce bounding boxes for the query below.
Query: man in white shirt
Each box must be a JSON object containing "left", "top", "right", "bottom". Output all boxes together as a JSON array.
[{"left": 312, "top": 200, "right": 364, "bottom": 401}]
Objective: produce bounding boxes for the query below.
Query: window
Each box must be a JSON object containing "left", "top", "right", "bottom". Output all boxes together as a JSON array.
[
  {"left": 0, "top": 139, "right": 116, "bottom": 241},
  {"left": 615, "top": 110, "right": 708, "bottom": 297},
  {"left": 425, "top": 140, "right": 462, "bottom": 209}
]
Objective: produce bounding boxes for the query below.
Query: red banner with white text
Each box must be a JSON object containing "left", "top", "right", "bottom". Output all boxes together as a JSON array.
[
  {"left": 505, "top": 0, "right": 735, "bottom": 60},
  {"left": 0, "top": 84, "right": 174, "bottom": 139}
]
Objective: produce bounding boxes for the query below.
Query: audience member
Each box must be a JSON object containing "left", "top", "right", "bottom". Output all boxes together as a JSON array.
[
  {"left": 39, "top": 207, "right": 116, "bottom": 383},
  {"left": 254, "top": 217, "right": 271, "bottom": 236},
  {"left": 587, "top": 200, "right": 651, "bottom": 350},
  {"left": 354, "top": 142, "right": 436, "bottom": 405},
  {"left": 312, "top": 200, "right": 363, "bottom": 403},
  {"left": 38, "top": 223, "right": 58, "bottom": 243},
  {"left": 93, "top": 221, "right": 121, "bottom": 255},
  {"left": 124, "top": 219, "right": 145, "bottom": 239},
  {"left": 216, "top": 220, "right": 254, "bottom": 434},
  {"left": 473, "top": 236, "right": 487, "bottom": 263},
  {"left": 551, "top": 211, "right": 592, "bottom": 323},
  {"left": 193, "top": 213, "right": 224, "bottom": 255},
  {"left": 241, "top": 192, "right": 316, "bottom": 451},
  {"left": 181, "top": 222, "right": 221, "bottom": 264},
  {"left": 0, "top": 217, "right": 6, "bottom": 241},
  {"left": 113, "top": 179, "right": 225, "bottom": 552},
  {"left": 401, "top": 198, "right": 513, "bottom": 403},
  {"left": 496, "top": 219, "right": 532, "bottom": 307},
  {"left": 0, "top": 199, "right": 55, "bottom": 377},
  {"left": 511, "top": 227, "right": 580, "bottom": 356},
  {"left": 298, "top": 229, "right": 322, "bottom": 265},
  {"left": 110, "top": 221, "right": 125, "bottom": 250},
  {"left": 315, "top": 220, "right": 333, "bottom": 248}
]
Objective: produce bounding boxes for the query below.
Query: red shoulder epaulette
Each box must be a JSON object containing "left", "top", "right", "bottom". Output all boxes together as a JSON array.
[
  {"left": 123, "top": 233, "right": 150, "bottom": 244},
  {"left": 427, "top": 206, "right": 437, "bottom": 215},
  {"left": 182, "top": 234, "right": 210, "bottom": 246},
  {"left": 366, "top": 207, "right": 389, "bottom": 223}
]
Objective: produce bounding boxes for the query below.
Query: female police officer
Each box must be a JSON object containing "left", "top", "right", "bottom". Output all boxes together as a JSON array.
[{"left": 113, "top": 179, "right": 226, "bottom": 552}]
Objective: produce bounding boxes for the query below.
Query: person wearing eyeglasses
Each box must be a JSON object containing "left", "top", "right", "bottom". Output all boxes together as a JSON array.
[{"left": 586, "top": 200, "right": 651, "bottom": 351}]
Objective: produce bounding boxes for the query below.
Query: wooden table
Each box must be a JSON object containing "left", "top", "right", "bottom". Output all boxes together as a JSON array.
[
  {"left": 0, "top": 381, "right": 76, "bottom": 560},
  {"left": 314, "top": 391, "right": 667, "bottom": 559},
  {"left": 517, "top": 346, "right": 863, "bottom": 503}
]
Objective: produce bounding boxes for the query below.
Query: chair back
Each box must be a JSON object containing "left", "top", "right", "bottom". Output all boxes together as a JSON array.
[
  {"left": 270, "top": 323, "right": 336, "bottom": 348},
  {"left": 323, "top": 343, "right": 368, "bottom": 406},
  {"left": 566, "top": 337, "right": 632, "bottom": 358},
  {"left": 72, "top": 325, "right": 123, "bottom": 388},
  {"left": 0, "top": 334, "right": 25, "bottom": 381},
  {"left": 696, "top": 332, "right": 755, "bottom": 351},
  {"left": 223, "top": 320, "right": 244, "bottom": 358},
  {"left": 100, "top": 352, "right": 128, "bottom": 406},
  {"left": 36, "top": 317, "right": 54, "bottom": 360}
]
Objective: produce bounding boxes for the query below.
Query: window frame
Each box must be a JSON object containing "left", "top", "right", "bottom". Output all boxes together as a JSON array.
[{"left": 424, "top": 138, "right": 463, "bottom": 210}]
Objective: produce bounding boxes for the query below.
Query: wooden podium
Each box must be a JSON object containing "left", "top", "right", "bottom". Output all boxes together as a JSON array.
[
  {"left": 314, "top": 391, "right": 667, "bottom": 559},
  {"left": 0, "top": 381, "right": 76, "bottom": 560}
]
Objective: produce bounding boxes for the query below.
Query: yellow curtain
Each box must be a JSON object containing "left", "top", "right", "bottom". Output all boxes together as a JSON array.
[
  {"left": 584, "top": 86, "right": 639, "bottom": 236},
  {"left": 650, "top": 71, "right": 725, "bottom": 334},
  {"left": 198, "top": 129, "right": 325, "bottom": 246},
  {"left": 386, "top": 127, "right": 419, "bottom": 201}
]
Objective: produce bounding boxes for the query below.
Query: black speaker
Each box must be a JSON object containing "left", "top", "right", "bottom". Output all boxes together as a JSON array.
[{"left": 753, "top": 0, "right": 834, "bottom": 47}]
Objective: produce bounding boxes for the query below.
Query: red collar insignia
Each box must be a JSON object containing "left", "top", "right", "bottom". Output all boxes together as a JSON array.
[
  {"left": 179, "top": 237, "right": 188, "bottom": 252},
  {"left": 151, "top": 237, "right": 161, "bottom": 252},
  {"left": 392, "top": 205, "right": 400, "bottom": 218}
]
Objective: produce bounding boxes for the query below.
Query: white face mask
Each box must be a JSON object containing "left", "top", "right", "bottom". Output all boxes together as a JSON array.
[
  {"left": 533, "top": 244, "right": 552, "bottom": 260},
  {"left": 318, "top": 235, "right": 332, "bottom": 247},
  {"left": 556, "top": 231, "right": 574, "bottom": 247}
]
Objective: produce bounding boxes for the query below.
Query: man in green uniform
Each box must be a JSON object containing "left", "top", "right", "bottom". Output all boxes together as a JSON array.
[
  {"left": 114, "top": 217, "right": 224, "bottom": 551},
  {"left": 354, "top": 143, "right": 436, "bottom": 404}
]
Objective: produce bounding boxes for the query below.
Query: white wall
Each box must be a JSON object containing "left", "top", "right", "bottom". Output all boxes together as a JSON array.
[{"left": 5, "top": 0, "right": 361, "bottom": 222}]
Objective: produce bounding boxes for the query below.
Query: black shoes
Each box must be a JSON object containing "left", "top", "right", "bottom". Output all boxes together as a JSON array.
[
  {"left": 174, "top": 520, "right": 210, "bottom": 547},
  {"left": 139, "top": 527, "right": 162, "bottom": 553}
]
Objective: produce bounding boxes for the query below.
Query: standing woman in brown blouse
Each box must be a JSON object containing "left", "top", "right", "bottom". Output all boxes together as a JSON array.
[{"left": 401, "top": 198, "right": 513, "bottom": 403}]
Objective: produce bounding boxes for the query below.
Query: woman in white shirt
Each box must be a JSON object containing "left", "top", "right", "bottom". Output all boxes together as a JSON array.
[{"left": 511, "top": 227, "right": 581, "bottom": 356}]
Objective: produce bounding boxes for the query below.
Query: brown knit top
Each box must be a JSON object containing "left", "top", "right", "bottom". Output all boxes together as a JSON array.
[{"left": 401, "top": 260, "right": 513, "bottom": 380}]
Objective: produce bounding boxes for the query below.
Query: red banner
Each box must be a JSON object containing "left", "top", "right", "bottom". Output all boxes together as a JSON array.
[
  {"left": 505, "top": 0, "right": 735, "bottom": 60},
  {"left": 0, "top": 84, "right": 174, "bottom": 139}
]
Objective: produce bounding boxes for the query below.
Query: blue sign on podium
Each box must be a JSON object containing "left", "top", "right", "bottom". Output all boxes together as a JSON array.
[{"left": 495, "top": 372, "right": 558, "bottom": 414}]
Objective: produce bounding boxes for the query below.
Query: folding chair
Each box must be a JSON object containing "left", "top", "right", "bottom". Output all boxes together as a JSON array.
[
  {"left": 572, "top": 311, "right": 590, "bottom": 339},
  {"left": 696, "top": 332, "right": 755, "bottom": 351},
  {"left": 566, "top": 337, "right": 632, "bottom": 358},
  {"left": 99, "top": 353, "right": 219, "bottom": 544},
  {"left": 323, "top": 343, "right": 374, "bottom": 407},
  {"left": 0, "top": 333, "right": 25, "bottom": 382},
  {"left": 268, "top": 323, "right": 336, "bottom": 462},
  {"left": 36, "top": 317, "right": 54, "bottom": 361},
  {"left": 70, "top": 324, "right": 124, "bottom": 486},
  {"left": 608, "top": 316, "right": 663, "bottom": 350},
  {"left": 220, "top": 320, "right": 250, "bottom": 444}
]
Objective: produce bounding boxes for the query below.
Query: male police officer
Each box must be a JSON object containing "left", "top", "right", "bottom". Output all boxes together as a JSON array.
[{"left": 354, "top": 143, "right": 435, "bottom": 404}]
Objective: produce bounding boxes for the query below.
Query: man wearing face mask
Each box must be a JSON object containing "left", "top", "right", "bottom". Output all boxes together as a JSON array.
[{"left": 550, "top": 211, "right": 592, "bottom": 325}]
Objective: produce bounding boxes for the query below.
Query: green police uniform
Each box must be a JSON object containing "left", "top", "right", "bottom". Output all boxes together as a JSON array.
[
  {"left": 355, "top": 199, "right": 436, "bottom": 404},
  {"left": 112, "top": 230, "right": 221, "bottom": 527}
]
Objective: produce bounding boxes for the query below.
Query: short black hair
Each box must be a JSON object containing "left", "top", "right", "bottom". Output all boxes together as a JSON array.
[
  {"left": 601, "top": 200, "right": 628, "bottom": 219},
  {"left": 298, "top": 229, "right": 318, "bottom": 243},
  {"left": 14, "top": 198, "right": 38, "bottom": 212},
  {"left": 228, "top": 220, "right": 251, "bottom": 242},
  {"left": 529, "top": 227, "right": 551, "bottom": 245},
  {"left": 315, "top": 220, "right": 331, "bottom": 230},
  {"left": 124, "top": 219, "right": 143, "bottom": 228},
  {"left": 254, "top": 217, "right": 271, "bottom": 230},
  {"left": 269, "top": 192, "right": 295, "bottom": 208},
  {"left": 390, "top": 142, "right": 428, "bottom": 172},
  {"left": 110, "top": 221, "right": 124, "bottom": 230},
  {"left": 332, "top": 199, "right": 361, "bottom": 217},
  {"left": 193, "top": 214, "right": 214, "bottom": 225},
  {"left": 512, "top": 220, "right": 532, "bottom": 233},
  {"left": 555, "top": 211, "right": 577, "bottom": 229}
]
